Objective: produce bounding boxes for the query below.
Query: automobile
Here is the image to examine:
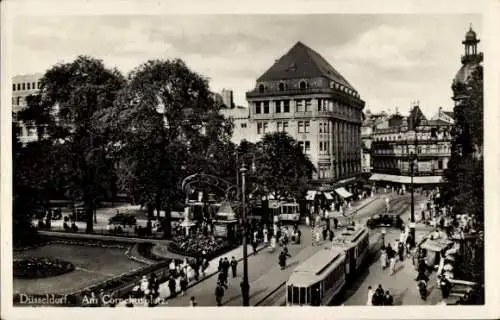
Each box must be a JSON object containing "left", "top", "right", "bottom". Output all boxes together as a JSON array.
[{"left": 366, "top": 212, "right": 404, "bottom": 229}]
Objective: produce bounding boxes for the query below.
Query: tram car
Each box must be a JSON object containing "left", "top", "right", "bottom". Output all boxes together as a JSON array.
[
  {"left": 285, "top": 226, "right": 371, "bottom": 306},
  {"left": 279, "top": 202, "right": 300, "bottom": 223}
]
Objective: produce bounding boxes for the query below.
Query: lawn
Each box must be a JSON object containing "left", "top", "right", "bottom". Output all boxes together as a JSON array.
[{"left": 13, "top": 244, "right": 146, "bottom": 295}]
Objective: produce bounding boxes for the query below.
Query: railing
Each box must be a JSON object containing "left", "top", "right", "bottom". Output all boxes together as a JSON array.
[{"left": 39, "top": 225, "right": 168, "bottom": 240}]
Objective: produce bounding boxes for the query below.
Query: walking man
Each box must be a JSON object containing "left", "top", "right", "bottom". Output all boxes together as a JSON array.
[
  {"left": 215, "top": 282, "right": 225, "bottom": 306},
  {"left": 230, "top": 256, "right": 238, "bottom": 278},
  {"left": 168, "top": 276, "right": 177, "bottom": 298}
]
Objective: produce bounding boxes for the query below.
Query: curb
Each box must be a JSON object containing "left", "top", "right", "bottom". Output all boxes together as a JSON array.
[{"left": 254, "top": 281, "right": 286, "bottom": 306}]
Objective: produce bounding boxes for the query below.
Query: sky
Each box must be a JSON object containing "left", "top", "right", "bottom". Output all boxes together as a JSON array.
[{"left": 11, "top": 14, "right": 482, "bottom": 118}]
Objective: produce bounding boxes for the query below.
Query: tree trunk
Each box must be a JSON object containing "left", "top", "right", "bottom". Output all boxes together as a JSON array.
[
  {"left": 85, "top": 200, "right": 94, "bottom": 234},
  {"left": 163, "top": 206, "right": 172, "bottom": 239},
  {"left": 147, "top": 203, "right": 154, "bottom": 220}
]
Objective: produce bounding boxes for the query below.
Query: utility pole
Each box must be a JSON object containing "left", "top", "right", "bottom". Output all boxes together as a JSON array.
[{"left": 240, "top": 165, "right": 250, "bottom": 306}]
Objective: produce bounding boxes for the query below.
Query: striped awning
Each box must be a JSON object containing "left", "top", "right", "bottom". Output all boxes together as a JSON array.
[
  {"left": 335, "top": 187, "right": 353, "bottom": 198},
  {"left": 324, "top": 192, "right": 334, "bottom": 200},
  {"left": 306, "top": 190, "right": 317, "bottom": 201}
]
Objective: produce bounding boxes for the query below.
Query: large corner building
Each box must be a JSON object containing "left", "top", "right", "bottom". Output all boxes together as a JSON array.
[{"left": 238, "top": 41, "right": 365, "bottom": 183}]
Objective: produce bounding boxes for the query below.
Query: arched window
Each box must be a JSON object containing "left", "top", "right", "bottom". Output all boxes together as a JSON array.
[
  {"left": 299, "top": 80, "right": 307, "bottom": 90},
  {"left": 259, "top": 84, "right": 265, "bottom": 93},
  {"left": 279, "top": 82, "right": 285, "bottom": 91}
]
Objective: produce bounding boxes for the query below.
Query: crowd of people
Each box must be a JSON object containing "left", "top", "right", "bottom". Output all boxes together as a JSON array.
[
  {"left": 367, "top": 284, "right": 394, "bottom": 306},
  {"left": 169, "top": 234, "right": 230, "bottom": 259}
]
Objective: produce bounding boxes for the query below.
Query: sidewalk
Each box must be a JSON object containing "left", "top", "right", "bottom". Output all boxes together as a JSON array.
[{"left": 116, "top": 241, "right": 266, "bottom": 306}]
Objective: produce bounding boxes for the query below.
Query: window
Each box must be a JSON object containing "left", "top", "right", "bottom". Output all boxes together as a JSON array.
[
  {"left": 16, "top": 97, "right": 21, "bottom": 105},
  {"left": 27, "top": 83, "right": 31, "bottom": 90},
  {"left": 263, "top": 101, "right": 269, "bottom": 114},
  {"left": 320, "top": 141, "right": 323, "bottom": 151},
  {"left": 22, "top": 83, "right": 26, "bottom": 90},
  {"left": 304, "top": 121, "right": 310, "bottom": 133},
  {"left": 275, "top": 101, "right": 281, "bottom": 113},
  {"left": 32, "top": 82, "right": 36, "bottom": 89},
  {"left": 279, "top": 82, "right": 285, "bottom": 91},
  {"left": 17, "top": 84, "right": 21, "bottom": 91},
  {"left": 298, "top": 141, "right": 304, "bottom": 151},
  {"left": 283, "top": 100, "right": 290, "bottom": 113},
  {"left": 12, "top": 84, "right": 16, "bottom": 91},
  {"left": 12, "top": 97, "right": 15, "bottom": 105},
  {"left": 257, "top": 123, "right": 263, "bottom": 134},
  {"left": 318, "top": 99, "right": 322, "bottom": 112},
  {"left": 283, "top": 121, "right": 289, "bottom": 132},
  {"left": 263, "top": 122, "right": 268, "bottom": 133},
  {"left": 256, "top": 102, "right": 262, "bottom": 114},
  {"left": 259, "top": 84, "right": 264, "bottom": 93},
  {"left": 319, "top": 123, "right": 323, "bottom": 134},
  {"left": 37, "top": 82, "right": 42, "bottom": 89},
  {"left": 299, "top": 81, "right": 307, "bottom": 90},
  {"left": 295, "top": 100, "right": 304, "bottom": 112},
  {"left": 305, "top": 99, "right": 311, "bottom": 112},
  {"left": 277, "top": 122, "right": 282, "bottom": 132},
  {"left": 298, "top": 121, "right": 304, "bottom": 133},
  {"left": 241, "top": 123, "right": 247, "bottom": 128},
  {"left": 305, "top": 141, "right": 310, "bottom": 153}
]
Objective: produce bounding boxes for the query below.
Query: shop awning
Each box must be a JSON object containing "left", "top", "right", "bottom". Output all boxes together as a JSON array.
[
  {"left": 413, "top": 176, "right": 444, "bottom": 184},
  {"left": 306, "top": 190, "right": 317, "bottom": 201},
  {"left": 369, "top": 174, "right": 444, "bottom": 184},
  {"left": 324, "top": 192, "right": 334, "bottom": 200},
  {"left": 335, "top": 187, "right": 353, "bottom": 198},
  {"left": 420, "top": 239, "right": 453, "bottom": 252}
]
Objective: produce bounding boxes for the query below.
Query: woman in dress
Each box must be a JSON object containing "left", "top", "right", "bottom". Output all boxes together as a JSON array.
[{"left": 380, "top": 246, "right": 388, "bottom": 269}]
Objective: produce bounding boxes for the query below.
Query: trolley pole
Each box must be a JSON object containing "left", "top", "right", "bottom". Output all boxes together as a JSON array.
[{"left": 240, "top": 165, "right": 250, "bottom": 306}]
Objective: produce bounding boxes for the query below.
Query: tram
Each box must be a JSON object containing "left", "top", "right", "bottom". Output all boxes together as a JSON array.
[
  {"left": 331, "top": 225, "right": 370, "bottom": 276},
  {"left": 285, "top": 226, "right": 371, "bottom": 306},
  {"left": 286, "top": 248, "right": 346, "bottom": 306},
  {"left": 279, "top": 202, "right": 300, "bottom": 223}
]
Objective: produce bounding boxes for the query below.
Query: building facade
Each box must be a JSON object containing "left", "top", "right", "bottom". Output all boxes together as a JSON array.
[
  {"left": 239, "top": 41, "right": 365, "bottom": 182},
  {"left": 361, "top": 111, "right": 389, "bottom": 173},
  {"left": 221, "top": 89, "right": 234, "bottom": 109},
  {"left": 12, "top": 73, "right": 44, "bottom": 144},
  {"left": 369, "top": 105, "right": 453, "bottom": 185}
]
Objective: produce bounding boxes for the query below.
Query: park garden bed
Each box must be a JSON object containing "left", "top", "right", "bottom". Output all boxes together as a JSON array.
[{"left": 167, "top": 234, "right": 237, "bottom": 260}]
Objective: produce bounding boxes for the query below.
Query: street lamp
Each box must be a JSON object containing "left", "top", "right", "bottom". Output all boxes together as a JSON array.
[
  {"left": 409, "top": 151, "right": 417, "bottom": 248},
  {"left": 381, "top": 228, "right": 386, "bottom": 247},
  {"left": 240, "top": 165, "right": 250, "bottom": 306}
]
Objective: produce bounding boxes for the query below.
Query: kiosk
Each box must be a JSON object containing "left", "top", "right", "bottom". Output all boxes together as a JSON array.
[{"left": 213, "top": 202, "right": 239, "bottom": 242}]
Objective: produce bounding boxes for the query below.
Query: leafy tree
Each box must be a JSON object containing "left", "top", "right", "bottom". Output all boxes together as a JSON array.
[
  {"left": 242, "top": 132, "right": 315, "bottom": 201},
  {"left": 97, "top": 59, "right": 232, "bottom": 238},
  {"left": 443, "top": 65, "right": 483, "bottom": 288},
  {"left": 15, "top": 56, "right": 125, "bottom": 234}
]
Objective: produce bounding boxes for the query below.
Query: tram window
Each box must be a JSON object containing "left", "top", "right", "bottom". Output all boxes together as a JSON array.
[
  {"left": 307, "top": 287, "right": 311, "bottom": 305},
  {"left": 311, "top": 283, "right": 321, "bottom": 306},
  {"left": 287, "top": 286, "right": 293, "bottom": 303},
  {"left": 293, "top": 287, "right": 300, "bottom": 304},
  {"left": 299, "top": 287, "right": 306, "bottom": 305}
]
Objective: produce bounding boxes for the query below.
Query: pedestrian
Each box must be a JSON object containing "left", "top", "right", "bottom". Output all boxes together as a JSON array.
[
  {"left": 296, "top": 228, "right": 302, "bottom": 244},
  {"left": 252, "top": 240, "right": 258, "bottom": 255},
  {"left": 372, "top": 284, "right": 384, "bottom": 306},
  {"left": 384, "top": 290, "right": 394, "bottom": 305},
  {"left": 230, "top": 256, "right": 238, "bottom": 278},
  {"left": 168, "top": 276, "right": 177, "bottom": 298},
  {"left": 366, "top": 286, "right": 374, "bottom": 306},
  {"left": 398, "top": 241, "right": 405, "bottom": 262},
  {"left": 380, "top": 246, "right": 388, "bottom": 269},
  {"left": 329, "top": 229, "right": 334, "bottom": 241},
  {"left": 333, "top": 218, "right": 339, "bottom": 230},
  {"left": 190, "top": 296, "right": 198, "bottom": 307},
  {"left": 279, "top": 249, "right": 291, "bottom": 270},
  {"left": 218, "top": 268, "right": 228, "bottom": 287},
  {"left": 439, "top": 275, "right": 451, "bottom": 299},
  {"left": 180, "top": 274, "right": 188, "bottom": 296},
  {"left": 389, "top": 248, "right": 397, "bottom": 275},
  {"left": 215, "top": 282, "right": 225, "bottom": 306},
  {"left": 263, "top": 227, "right": 269, "bottom": 245},
  {"left": 218, "top": 258, "right": 224, "bottom": 273},
  {"left": 322, "top": 227, "right": 327, "bottom": 241}
]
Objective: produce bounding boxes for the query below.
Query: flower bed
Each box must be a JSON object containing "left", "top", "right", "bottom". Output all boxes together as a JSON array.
[
  {"left": 13, "top": 257, "right": 75, "bottom": 279},
  {"left": 168, "top": 235, "right": 235, "bottom": 260}
]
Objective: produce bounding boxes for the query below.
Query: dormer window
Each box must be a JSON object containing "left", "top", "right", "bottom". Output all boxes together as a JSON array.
[
  {"left": 279, "top": 82, "right": 285, "bottom": 92},
  {"left": 299, "top": 80, "right": 307, "bottom": 90},
  {"left": 258, "top": 84, "right": 265, "bottom": 93},
  {"left": 329, "top": 81, "right": 335, "bottom": 89}
]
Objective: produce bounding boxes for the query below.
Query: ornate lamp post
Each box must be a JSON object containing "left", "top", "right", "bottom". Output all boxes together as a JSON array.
[{"left": 240, "top": 165, "right": 250, "bottom": 306}]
